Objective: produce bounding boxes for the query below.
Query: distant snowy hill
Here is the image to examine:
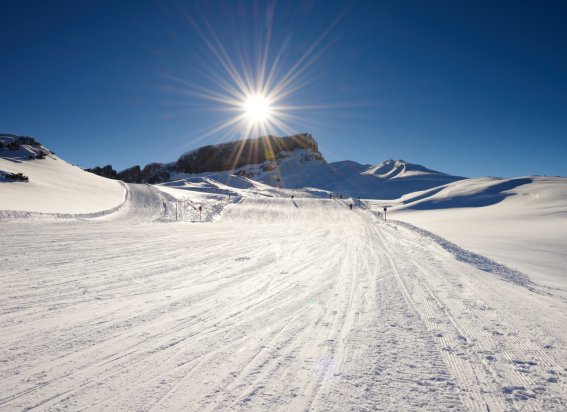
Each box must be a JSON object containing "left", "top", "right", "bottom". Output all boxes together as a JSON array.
[{"left": 363, "top": 159, "right": 452, "bottom": 179}]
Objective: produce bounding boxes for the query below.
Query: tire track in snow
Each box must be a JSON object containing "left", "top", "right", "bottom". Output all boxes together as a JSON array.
[{"left": 372, "top": 227, "right": 485, "bottom": 411}]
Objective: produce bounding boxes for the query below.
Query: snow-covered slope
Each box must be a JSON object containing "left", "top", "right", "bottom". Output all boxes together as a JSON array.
[
  {"left": 248, "top": 153, "right": 464, "bottom": 199},
  {"left": 384, "top": 176, "right": 567, "bottom": 289},
  {"left": 0, "top": 134, "right": 124, "bottom": 215}
]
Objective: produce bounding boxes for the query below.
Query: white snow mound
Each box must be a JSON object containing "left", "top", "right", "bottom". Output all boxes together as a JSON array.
[{"left": 0, "top": 134, "right": 124, "bottom": 215}]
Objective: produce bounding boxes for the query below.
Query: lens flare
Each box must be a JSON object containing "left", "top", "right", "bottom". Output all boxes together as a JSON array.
[{"left": 243, "top": 94, "right": 272, "bottom": 125}]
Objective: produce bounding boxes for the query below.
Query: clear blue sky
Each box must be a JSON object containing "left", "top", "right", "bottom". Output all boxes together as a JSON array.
[{"left": 2, "top": 0, "right": 566, "bottom": 177}]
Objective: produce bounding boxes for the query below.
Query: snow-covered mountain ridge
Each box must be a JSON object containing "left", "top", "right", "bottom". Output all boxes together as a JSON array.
[
  {"left": 85, "top": 133, "right": 465, "bottom": 198},
  {"left": 363, "top": 158, "right": 452, "bottom": 179}
]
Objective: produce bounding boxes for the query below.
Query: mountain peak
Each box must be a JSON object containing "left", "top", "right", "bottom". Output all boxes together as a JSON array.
[{"left": 363, "top": 158, "right": 453, "bottom": 180}]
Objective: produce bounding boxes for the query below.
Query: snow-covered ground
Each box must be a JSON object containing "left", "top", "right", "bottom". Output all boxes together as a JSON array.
[
  {"left": 1, "top": 181, "right": 567, "bottom": 410},
  {"left": 2, "top": 138, "right": 567, "bottom": 410}
]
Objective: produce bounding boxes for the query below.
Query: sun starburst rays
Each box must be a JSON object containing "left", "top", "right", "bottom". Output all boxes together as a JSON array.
[{"left": 159, "top": 1, "right": 353, "bottom": 159}]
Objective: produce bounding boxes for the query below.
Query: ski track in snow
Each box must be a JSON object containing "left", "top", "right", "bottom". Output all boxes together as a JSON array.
[
  {"left": 1, "top": 185, "right": 566, "bottom": 411},
  {"left": 390, "top": 220, "right": 535, "bottom": 290}
]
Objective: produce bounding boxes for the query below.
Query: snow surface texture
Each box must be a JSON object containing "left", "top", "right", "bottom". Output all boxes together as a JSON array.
[
  {"left": 1, "top": 182, "right": 567, "bottom": 410},
  {"left": 2, "top": 140, "right": 567, "bottom": 410}
]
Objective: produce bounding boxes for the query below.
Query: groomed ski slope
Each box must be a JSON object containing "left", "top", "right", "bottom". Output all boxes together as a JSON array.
[{"left": 1, "top": 186, "right": 567, "bottom": 411}]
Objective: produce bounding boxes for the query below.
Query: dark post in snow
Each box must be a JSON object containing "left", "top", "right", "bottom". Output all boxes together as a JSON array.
[
  {"left": 199, "top": 205, "right": 203, "bottom": 222},
  {"left": 383, "top": 206, "right": 387, "bottom": 222}
]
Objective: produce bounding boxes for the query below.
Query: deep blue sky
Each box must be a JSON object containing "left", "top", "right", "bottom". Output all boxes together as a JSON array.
[{"left": 2, "top": 0, "right": 566, "bottom": 177}]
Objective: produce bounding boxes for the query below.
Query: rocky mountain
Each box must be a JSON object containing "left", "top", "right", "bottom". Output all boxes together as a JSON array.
[
  {"left": 86, "top": 133, "right": 322, "bottom": 184},
  {"left": 0, "top": 134, "right": 52, "bottom": 161}
]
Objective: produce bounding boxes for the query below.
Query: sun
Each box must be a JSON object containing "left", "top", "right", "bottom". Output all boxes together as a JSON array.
[{"left": 243, "top": 94, "right": 272, "bottom": 124}]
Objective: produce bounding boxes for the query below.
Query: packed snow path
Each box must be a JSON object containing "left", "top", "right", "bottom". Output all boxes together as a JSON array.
[{"left": 1, "top": 197, "right": 566, "bottom": 411}]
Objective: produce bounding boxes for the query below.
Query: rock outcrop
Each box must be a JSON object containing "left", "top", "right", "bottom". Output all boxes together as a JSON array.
[
  {"left": 174, "top": 133, "right": 320, "bottom": 174},
  {"left": 86, "top": 133, "right": 322, "bottom": 184}
]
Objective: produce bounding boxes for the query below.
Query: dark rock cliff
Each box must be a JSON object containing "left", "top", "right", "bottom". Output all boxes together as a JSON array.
[{"left": 86, "top": 133, "right": 321, "bottom": 184}]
